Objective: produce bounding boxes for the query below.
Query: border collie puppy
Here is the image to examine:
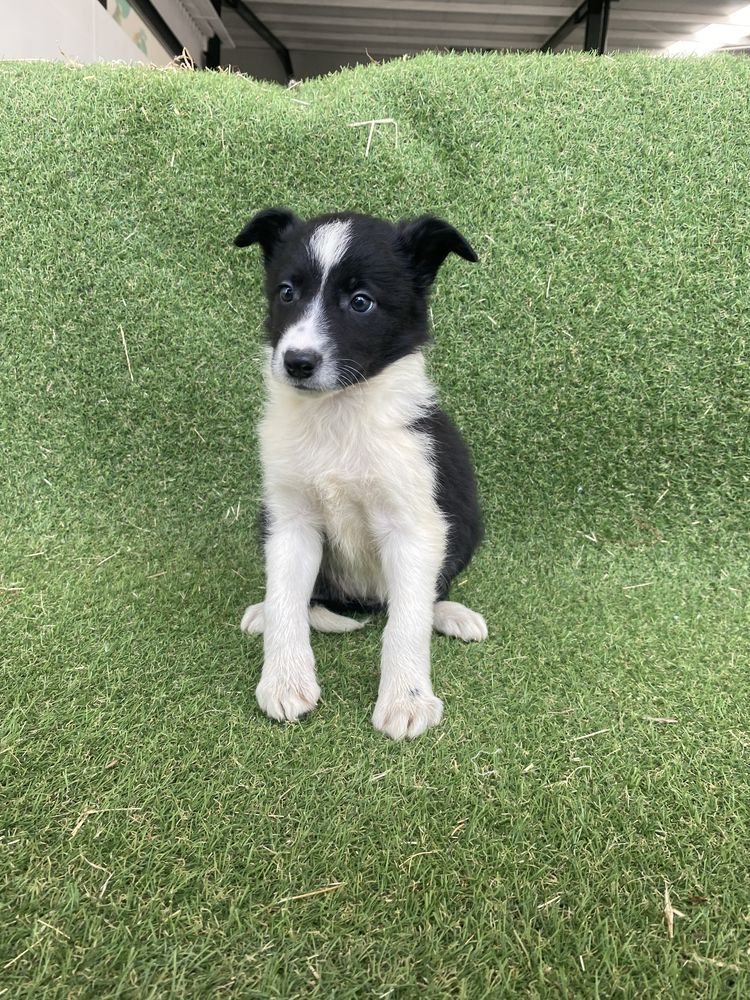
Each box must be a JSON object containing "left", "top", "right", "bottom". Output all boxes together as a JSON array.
[{"left": 235, "top": 209, "right": 486, "bottom": 740}]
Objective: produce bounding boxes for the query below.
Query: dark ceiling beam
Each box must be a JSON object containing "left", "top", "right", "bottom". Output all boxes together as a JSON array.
[
  {"left": 224, "top": 0, "right": 294, "bottom": 80},
  {"left": 540, "top": 0, "right": 615, "bottom": 54},
  {"left": 129, "top": 0, "right": 184, "bottom": 57},
  {"left": 540, "top": 0, "right": 588, "bottom": 52}
]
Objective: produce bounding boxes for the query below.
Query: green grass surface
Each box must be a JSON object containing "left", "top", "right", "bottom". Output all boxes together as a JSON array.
[{"left": 1, "top": 53, "right": 749, "bottom": 997}]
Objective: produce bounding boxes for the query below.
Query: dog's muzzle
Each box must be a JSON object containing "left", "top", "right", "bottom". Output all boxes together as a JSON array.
[{"left": 283, "top": 349, "right": 321, "bottom": 381}]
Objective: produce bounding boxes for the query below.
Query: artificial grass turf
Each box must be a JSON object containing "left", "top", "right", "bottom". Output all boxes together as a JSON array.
[{"left": 0, "top": 49, "right": 749, "bottom": 997}]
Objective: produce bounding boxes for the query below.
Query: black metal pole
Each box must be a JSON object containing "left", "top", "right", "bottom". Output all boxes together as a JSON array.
[
  {"left": 584, "top": 0, "right": 612, "bottom": 54},
  {"left": 541, "top": 0, "right": 614, "bottom": 54},
  {"left": 205, "top": 0, "right": 222, "bottom": 68},
  {"left": 540, "top": 1, "right": 588, "bottom": 53}
]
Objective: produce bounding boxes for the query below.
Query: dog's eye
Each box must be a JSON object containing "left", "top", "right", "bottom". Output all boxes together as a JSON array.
[
  {"left": 279, "top": 283, "right": 295, "bottom": 304},
  {"left": 350, "top": 292, "right": 374, "bottom": 314}
]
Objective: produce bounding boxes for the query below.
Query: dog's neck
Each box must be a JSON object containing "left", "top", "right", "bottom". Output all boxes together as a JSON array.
[{"left": 264, "top": 350, "right": 436, "bottom": 428}]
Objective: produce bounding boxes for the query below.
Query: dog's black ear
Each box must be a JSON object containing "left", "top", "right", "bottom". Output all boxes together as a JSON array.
[
  {"left": 234, "top": 208, "right": 300, "bottom": 263},
  {"left": 398, "top": 215, "right": 478, "bottom": 290}
]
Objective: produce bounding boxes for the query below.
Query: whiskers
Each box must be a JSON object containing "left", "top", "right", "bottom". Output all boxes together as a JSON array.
[{"left": 335, "top": 358, "right": 367, "bottom": 389}]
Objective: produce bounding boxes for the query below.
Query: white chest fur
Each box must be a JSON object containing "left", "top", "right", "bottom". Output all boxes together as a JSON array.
[{"left": 258, "top": 353, "right": 445, "bottom": 602}]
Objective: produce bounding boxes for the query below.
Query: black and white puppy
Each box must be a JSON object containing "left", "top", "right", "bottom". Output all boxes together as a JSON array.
[{"left": 235, "top": 209, "right": 486, "bottom": 740}]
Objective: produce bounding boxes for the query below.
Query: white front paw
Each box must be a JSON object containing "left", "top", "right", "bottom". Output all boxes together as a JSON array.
[
  {"left": 372, "top": 687, "right": 444, "bottom": 740},
  {"left": 240, "top": 603, "right": 265, "bottom": 634},
  {"left": 256, "top": 654, "right": 320, "bottom": 722},
  {"left": 433, "top": 601, "right": 488, "bottom": 642}
]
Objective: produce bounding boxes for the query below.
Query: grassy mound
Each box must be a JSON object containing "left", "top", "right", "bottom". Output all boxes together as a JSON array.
[{"left": 1, "top": 53, "right": 748, "bottom": 997}]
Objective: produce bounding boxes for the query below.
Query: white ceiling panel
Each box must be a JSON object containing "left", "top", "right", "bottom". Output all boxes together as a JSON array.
[{"left": 220, "top": 2, "right": 749, "bottom": 77}]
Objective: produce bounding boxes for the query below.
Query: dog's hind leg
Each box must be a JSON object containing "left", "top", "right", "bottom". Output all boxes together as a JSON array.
[
  {"left": 240, "top": 602, "right": 365, "bottom": 635},
  {"left": 433, "top": 601, "right": 488, "bottom": 642}
]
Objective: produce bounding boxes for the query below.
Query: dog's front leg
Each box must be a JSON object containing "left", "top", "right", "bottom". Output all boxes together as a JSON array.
[
  {"left": 257, "top": 514, "right": 323, "bottom": 722},
  {"left": 372, "top": 522, "right": 446, "bottom": 740}
]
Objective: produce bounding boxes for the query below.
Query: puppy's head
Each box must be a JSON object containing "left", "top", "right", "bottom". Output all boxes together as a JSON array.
[{"left": 234, "top": 209, "right": 477, "bottom": 392}]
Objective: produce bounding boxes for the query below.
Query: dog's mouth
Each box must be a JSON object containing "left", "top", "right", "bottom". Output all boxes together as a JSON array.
[
  {"left": 269, "top": 363, "right": 327, "bottom": 392},
  {"left": 269, "top": 352, "right": 363, "bottom": 394},
  {"left": 274, "top": 368, "right": 349, "bottom": 394},
  {"left": 280, "top": 373, "right": 334, "bottom": 393}
]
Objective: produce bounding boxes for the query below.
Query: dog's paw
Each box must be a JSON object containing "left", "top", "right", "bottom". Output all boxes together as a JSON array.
[
  {"left": 240, "top": 603, "right": 265, "bottom": 634},
  {"left": 256, "top": 668, "right": 321, "bottom": 723},
  {"left": 433, "top": 601, "right": 488, "bottom": 642},
  {"left": 372, "top": 688, "right": 444, "bottom": 740}
]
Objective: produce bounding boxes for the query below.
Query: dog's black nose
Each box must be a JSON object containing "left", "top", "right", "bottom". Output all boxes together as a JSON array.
[{"left": 284, "top": 349, "right": 321, "bottom": 380}]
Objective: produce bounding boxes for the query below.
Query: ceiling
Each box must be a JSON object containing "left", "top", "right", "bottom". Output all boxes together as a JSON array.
[{"left": 219, "top": 1, "right": 748, "bottom": 80}]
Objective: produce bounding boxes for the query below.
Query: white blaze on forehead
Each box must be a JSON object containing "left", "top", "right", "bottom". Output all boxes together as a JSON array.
[
  {"left": 271, "top": 219, "right": 352, "bottom": 388},
  {"left": 273, "top": 297, "right": 335, "bottom": 387},
  {"left": 308, "top": 219, "right": 352, "bottom": 283},
  {"left": 279, "top": 298, "right": 326, "bottom": 354}
]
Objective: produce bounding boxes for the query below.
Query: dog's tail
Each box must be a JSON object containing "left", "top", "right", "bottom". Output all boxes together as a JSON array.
[{"left": 308, "top": 605, "right": 367, "bottom": 633}]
